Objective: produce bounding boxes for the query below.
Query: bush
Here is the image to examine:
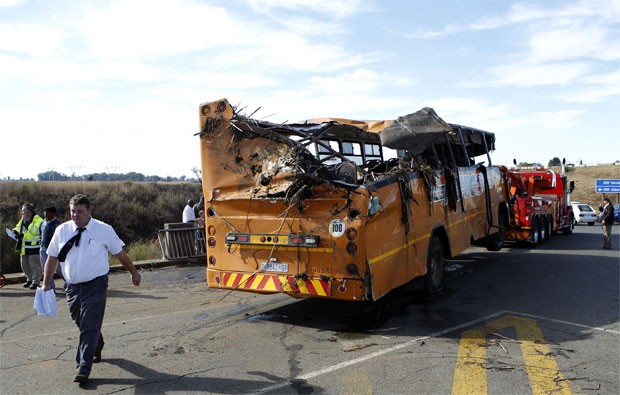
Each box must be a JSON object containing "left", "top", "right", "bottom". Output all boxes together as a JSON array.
[{"left": 0, "top": 181, "right": 203, "bottom": 273}]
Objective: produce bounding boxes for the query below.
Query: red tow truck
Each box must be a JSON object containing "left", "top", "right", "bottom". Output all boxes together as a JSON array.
[{"left": 501, "top": 161, "right": 575, "bottom": 246}]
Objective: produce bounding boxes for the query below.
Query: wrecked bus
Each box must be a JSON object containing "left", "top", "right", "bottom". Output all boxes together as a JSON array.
[{"left": 198, "top": 98, "right": 507, "bottom": 307}]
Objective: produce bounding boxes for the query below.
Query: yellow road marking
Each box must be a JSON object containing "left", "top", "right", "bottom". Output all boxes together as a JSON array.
[
  {"left": 452, "top": 315, "right": 571, "bottom": 395},
  {"left": 340, "top": 368, "right": 373, "bottom": 395}
]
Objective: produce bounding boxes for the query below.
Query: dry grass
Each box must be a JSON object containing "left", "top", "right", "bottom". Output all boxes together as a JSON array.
[
  {"left": 1, "top": 181, "right": 203, "bottom": 273},
  {"left": 562, "top": 165, "right": 620, "bottom": 206}
]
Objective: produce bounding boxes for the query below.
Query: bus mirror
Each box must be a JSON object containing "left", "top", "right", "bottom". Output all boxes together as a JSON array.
[{"left": 569, "top": 180, "right": 575, "bottom": 193}]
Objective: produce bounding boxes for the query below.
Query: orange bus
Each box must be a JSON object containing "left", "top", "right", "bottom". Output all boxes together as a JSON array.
[{"left": 198, "top": 99, "right": 507, "bottom": 312}]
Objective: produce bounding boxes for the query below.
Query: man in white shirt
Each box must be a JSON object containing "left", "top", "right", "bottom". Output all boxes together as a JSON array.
[
  {"left": 43, "top": 194, "right": 141, "bottom": 384},
  {"left": 182, "top": 199, "right": 196, "bottom": 222}
]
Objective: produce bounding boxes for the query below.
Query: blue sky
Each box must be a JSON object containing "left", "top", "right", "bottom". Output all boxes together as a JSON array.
[{"left": 1, "top": 0, "right": 619, "bottom": 180}]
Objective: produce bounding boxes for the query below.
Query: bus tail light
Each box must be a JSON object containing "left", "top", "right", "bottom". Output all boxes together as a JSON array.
[
  {"left": 226, "top": 232, "right": 319, "bottom": 247},
  {"left": 346, "top": 263, "right": 359, "bottom": 274},
  {"left": 346, "top": 228, "right": 358, "bottom": 241},
  {"left": 346, "top": 242, "right": 358, "bottom": 256},
  {"left": 290, "top": 234, "right": 320, "bottom": 247}
]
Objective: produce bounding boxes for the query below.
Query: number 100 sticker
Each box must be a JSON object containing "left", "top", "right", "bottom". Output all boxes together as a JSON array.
[{"left": 329, "top": 219, "right": 345, "bottom": 237}]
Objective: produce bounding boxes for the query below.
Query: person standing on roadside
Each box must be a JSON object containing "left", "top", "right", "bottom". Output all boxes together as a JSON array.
[
  {"left": 182, "top": 199, "right": 196, "bottom": 223},
  {"left": 42, "top": 194, "right": 141, "bottom": 384},
  {"left": 599, "top": 197, "right": 615, "bottom": 249},
  {"left": 194, "top": 196, "right": 204, "bottom": 218},
  {"left": 40, "top": 206, "right": 63, "bottom": 291},
  {"left": 12, "top": 203, "right": 44, "bottom": 289}
]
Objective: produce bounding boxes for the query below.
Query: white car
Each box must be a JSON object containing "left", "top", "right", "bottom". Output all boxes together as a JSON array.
[{"left": 571, "top": 202, "right": 597, "bottom": 226}]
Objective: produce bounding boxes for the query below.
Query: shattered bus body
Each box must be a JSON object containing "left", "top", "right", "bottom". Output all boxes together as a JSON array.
[{"left": 198, "top": 98, "right": 507, "bottom": 304}]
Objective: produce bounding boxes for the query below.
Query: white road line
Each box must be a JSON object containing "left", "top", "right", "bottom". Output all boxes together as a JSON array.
[{"left": 504, "top": 310, "right": 620, "bottom": 335}]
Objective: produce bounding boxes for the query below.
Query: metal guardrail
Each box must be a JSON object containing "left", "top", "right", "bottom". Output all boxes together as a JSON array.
[{"left": 157, "top": 224, "right": 206, "bottom": 260}]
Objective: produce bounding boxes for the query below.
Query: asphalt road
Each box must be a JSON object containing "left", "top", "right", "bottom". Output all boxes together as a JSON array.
[{"left": 0, "top": 224, "right": 618, "bottom": 395}]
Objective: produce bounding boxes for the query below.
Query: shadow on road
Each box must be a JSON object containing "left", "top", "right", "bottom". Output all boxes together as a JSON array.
[
  {"left": 80, "top": 358, "right": 324, "bottom": 394},
  {"left": 250, "top": 228, "right": 619, "bottom": 343}
]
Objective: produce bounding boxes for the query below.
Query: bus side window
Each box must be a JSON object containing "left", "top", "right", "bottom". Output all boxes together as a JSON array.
[
  {"left": 364, "top": 143, "right": 383, "bottom": 163},
  {"left": 318, "top": 139, "right": 341, "bottom": 164},
  {"left": 343, "top": 141, "right": 363, "bottom": 165}
]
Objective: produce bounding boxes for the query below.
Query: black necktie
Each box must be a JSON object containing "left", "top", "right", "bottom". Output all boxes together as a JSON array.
[{"left": 58, "top": 228, "right": 86, "bottom": 262}]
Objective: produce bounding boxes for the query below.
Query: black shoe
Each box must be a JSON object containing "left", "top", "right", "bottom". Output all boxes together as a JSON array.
[
  {"left": 22, "top": 281, "right": 32, "bottom": 288},
  {"left": 73, "top": 372, "right": 89, "bottom": 383},
  {"left": 29, "top": 283, "right": 39, "bottom": 290}
]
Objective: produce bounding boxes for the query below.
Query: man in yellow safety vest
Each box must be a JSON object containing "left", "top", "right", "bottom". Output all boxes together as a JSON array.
[{"left": 13, "top": 203, "right": 44, "bottom": 289}]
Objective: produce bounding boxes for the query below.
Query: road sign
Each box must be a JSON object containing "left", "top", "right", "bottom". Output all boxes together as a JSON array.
[{"left": 595, "top": 179, "right": 620, "bottom": 193}]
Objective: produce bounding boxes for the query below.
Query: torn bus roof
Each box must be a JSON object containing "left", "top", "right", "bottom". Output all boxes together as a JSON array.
[
  {"left": 198, "top": 99, "right": 496, "bottom": 201},
  {"left": 212, "top": 104, "right": 494, "bottom": 158}
]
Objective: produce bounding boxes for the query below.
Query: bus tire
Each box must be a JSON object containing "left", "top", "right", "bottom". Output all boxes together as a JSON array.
[
  {"left": 424, "top": 236, "right": 445, "bottom": 295},
  {"left": 487, "top": 205, "right": 508, "bottom": 251}
]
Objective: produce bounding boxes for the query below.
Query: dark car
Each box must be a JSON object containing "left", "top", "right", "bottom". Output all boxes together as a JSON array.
[{"left": 596, "top": 203, "right": 620, "bottom": 223}]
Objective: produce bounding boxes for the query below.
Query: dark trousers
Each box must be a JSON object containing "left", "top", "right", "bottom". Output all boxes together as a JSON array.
[
  {"left": 66, "top": 275, "right": 108, "bottom": 374},
  {"left": 603, "top": 223, "right": 613, "bottom": 248}
]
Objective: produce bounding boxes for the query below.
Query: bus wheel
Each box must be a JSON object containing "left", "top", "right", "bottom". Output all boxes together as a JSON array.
[
  {"left": 487, "top": 207, "right": 507, "bottom": 252},
  {"left": 425, "top": 236, "right": 445, "bottom": 295},
  {"left": 530, "top": 218, "right": 540, "bottom": 247},
  {"left": 369, "top": 294, "right": 391, "bottom": 324},
  {"left": 486, "top": 231, "right": 504, "bottom": 252}
]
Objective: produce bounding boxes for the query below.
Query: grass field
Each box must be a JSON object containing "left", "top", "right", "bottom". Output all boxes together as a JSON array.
[{"left": 563, "top": 165, "right": 620, "bottom": 206}]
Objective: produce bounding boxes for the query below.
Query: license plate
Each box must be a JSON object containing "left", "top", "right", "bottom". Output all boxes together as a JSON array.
[{"left": 261, "top": 261, "right": 289, "bottom": 273}]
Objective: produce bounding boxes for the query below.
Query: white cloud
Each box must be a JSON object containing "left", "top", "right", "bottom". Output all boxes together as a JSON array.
[
  {"left": 563, "top": 69, "right": 620, "bottom": 103},
  {"left": 490, "top": 62, "right": 591, "bottom": 87},
  {"left": 204, "top": 33, "right": 370, "bottom": 73},
  {"left": 0, "top": 23, "right": 65, "bottom": 57},
  {"left": 309, "top": 68, "right": 413, "bottom": 94},
  {"left": 533, "top": 109, "right": 584, "bottom": 128},
  {"left": 246, "top": 0, "right": 373, "bottom": 19},
  {"left": 75, "top": 0, "right": 232, "bottom": 60},
  {"left": 0, "top": 54, "right": 25, "bottom": 81},
  {"left": 527, "top": 22, "right": 619, "bottom": 63},
  {"left": 277, "top": 16, "right": 344, "bottom": 36},
  {"left": 0, "top": 0, "right": 24, "bottom": 7}
]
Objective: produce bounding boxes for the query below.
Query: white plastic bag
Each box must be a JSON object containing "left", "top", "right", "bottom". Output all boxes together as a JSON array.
[{"left": 33, "top": 288, "right": 58, "bottom": 317}]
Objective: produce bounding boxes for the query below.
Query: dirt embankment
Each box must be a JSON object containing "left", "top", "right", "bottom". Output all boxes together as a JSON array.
[{"left": 562, "top": 165, "right": 620, "bottom": 206}]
